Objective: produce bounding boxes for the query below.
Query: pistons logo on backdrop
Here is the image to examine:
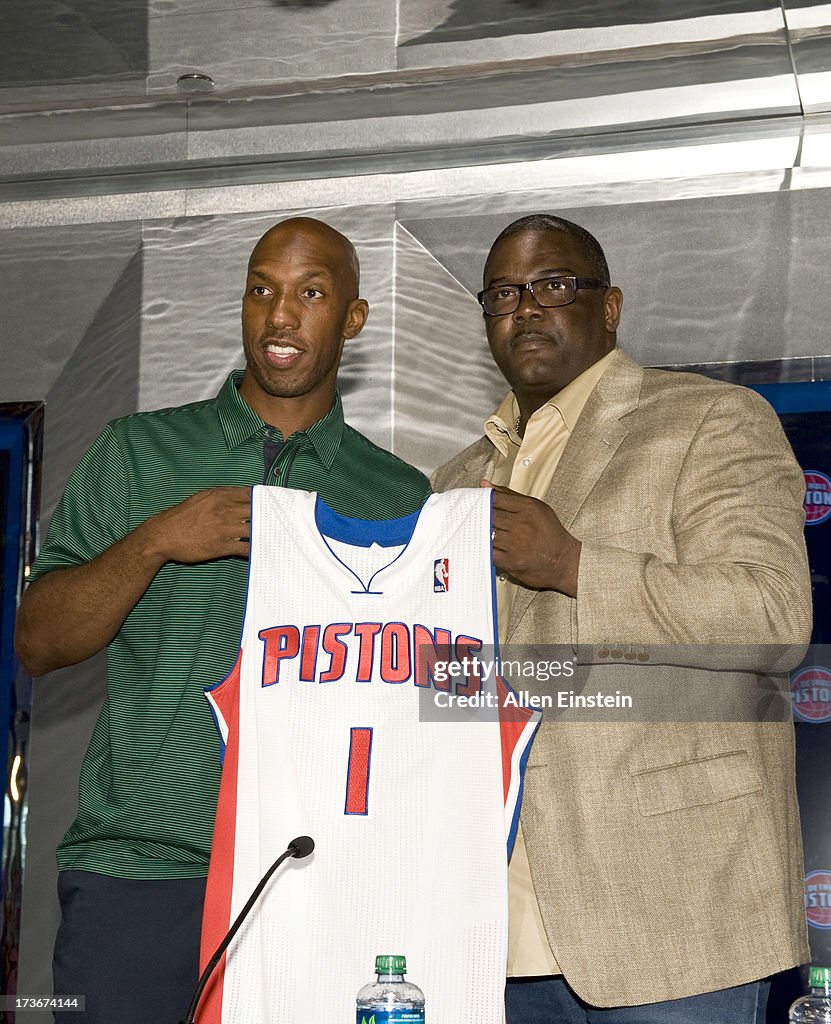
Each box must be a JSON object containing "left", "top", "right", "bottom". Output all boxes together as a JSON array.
[
  {"left": 805, "top": 870, "right": 831, "bottom": 929},
  {"left": 791, "top": 666, "right": 831, "bottom": 723},
  {"left": 434, "top": 558, "right": 450, "bottom": 593},
  {"left": 804, "top": 471, "right": 831, "bottom": 526}
]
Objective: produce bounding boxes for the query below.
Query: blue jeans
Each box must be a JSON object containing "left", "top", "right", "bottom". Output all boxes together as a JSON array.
[{"left": 505, "top": 975, "right": 771, "bottom": 1023}]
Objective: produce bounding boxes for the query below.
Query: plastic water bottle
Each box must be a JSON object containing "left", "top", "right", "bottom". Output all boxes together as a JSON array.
[
  {"left": 790, "top": 967, "right": 831, "bottom": 1022},
  {"left": 356, "top": 954, "right": 425, "bottom": 1023}
]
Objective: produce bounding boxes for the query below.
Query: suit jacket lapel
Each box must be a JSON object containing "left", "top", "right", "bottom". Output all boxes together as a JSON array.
[
  {"left": 459, "top": 439, "right": 499, "bottom": 486},
  {"left": 508, "top": 349, "right": 644, "bottom": 633}
]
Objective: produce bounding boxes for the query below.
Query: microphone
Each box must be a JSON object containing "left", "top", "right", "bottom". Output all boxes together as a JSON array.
[
  {"left": 288, "top": 835, "right": 315, "bottom": 859},
  {"left": 180, "top": 836, "right": 315, "bottom": 1024}
]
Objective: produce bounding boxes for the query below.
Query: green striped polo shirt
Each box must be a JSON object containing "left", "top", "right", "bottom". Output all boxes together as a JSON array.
[{"left": 31, "top": 370, "right": 431, "bottom": 879}]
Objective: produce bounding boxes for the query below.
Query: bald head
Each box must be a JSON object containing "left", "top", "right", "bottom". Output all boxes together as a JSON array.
[
  {"left": 239, "top": 214, "right": 369, "bottom": 431},
  {"left": 249, "top": 217, "right": 360, "bottom": 298}
]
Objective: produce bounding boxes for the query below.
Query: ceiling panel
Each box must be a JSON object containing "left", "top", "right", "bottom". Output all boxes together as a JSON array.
[
  {"left": 784, "top": 2, "right": 831, "bottom": 112},
  {"left": 146, "top": 0, "right": 395, "bottom": 93},
  {"left": 0, "top": 0, "right": 147, "bottom": 103},
  {"left": 0, "top": 1, "right": 826, "bottom": 206},
  {"left": 399, "top": 0, "right": 780, "bottom": 46}
]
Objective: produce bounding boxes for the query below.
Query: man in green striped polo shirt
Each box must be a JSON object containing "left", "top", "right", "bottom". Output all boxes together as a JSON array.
[{"left": 15, "top": 217, "right": 430, "bottom": 1024}]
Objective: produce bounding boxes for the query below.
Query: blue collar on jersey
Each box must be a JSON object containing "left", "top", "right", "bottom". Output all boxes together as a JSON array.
[{"left": 314, "top": 494, "right": 422, "bottom": 548}]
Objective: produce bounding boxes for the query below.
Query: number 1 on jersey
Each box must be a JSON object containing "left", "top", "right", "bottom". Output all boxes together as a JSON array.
[{"left": 345, "top": 727, "right": 373, "bottom": 815}]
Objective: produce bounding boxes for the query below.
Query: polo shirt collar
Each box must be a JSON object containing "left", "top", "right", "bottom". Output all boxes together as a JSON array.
[
  {"left": 303, "top": 394, "right": 345, "bottom": 469},
  {"left": 216, "top": 369, "right": 345, "bottom": 469},
  {"left": 217, "top": 370, "right": 263, "bottom": 449}
]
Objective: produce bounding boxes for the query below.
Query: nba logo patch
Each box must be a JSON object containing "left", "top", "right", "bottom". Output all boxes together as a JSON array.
[{"left": 434, "top": 558, "right": 450, "bottom": 593}]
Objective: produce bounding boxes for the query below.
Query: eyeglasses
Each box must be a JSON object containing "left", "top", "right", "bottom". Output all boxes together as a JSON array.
[{"left": 477, "top": 275, "right": 609, "bottom": 316}]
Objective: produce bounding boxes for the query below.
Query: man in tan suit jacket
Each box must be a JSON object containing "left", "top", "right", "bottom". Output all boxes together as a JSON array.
[{"left": 431, "top": 214, "right": 812, "bottom": 1023}]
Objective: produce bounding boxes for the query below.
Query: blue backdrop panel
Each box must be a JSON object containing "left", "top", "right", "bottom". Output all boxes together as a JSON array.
[{"left": 750, "top": 388, "right": 831, "bottom": 971}]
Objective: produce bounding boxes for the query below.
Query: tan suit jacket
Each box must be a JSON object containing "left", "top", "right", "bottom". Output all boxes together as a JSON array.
[{"left": 432, "top": 348, "right": 811, "bottom": 1006}]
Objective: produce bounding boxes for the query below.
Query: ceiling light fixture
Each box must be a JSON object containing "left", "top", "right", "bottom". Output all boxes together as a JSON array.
[{"left": 177, "top": 72, "right": 215, "bottom": 93}]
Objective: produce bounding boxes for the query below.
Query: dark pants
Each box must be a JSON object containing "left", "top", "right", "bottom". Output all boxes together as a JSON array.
[
  {"left": 53, "top": 871, "right": 207, "bottom": 1024},
  {"left": 506, "top": 975, "right": 771, "bottom": 1024}
]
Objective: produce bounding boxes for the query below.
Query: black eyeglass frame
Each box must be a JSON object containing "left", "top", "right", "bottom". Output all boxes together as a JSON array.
[{"left": 477, "top": 275, "right": 609, "bottom": 316}]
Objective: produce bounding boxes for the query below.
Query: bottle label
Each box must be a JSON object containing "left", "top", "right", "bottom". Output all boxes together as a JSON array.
[{"left": 356, "top": 1012, "right": 424, "bottom": 1024}]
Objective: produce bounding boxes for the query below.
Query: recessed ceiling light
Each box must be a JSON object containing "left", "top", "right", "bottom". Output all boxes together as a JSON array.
[{"left": 176, "top": 72, "right": 215, "bottom": 93}]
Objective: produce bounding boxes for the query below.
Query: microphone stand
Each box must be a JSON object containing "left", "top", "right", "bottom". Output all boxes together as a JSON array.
[{"left": 179, "top": 836, "right": 315, "bottom": 1024}]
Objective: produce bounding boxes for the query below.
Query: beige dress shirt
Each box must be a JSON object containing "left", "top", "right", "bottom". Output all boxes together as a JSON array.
[{"left": 485, "top": 350, "right": 616, "bottom": 977}]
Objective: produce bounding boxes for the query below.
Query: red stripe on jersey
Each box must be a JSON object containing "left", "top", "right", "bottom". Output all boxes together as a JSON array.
[
  {"left": 496, "top": 675, "right": 535, "bottom": 803},
  {"left": 198, "top": 650, "right": 243, "bottom": 1024}
]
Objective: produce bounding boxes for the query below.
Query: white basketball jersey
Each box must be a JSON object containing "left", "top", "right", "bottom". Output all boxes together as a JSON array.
[{"left": 199, "top": 487, "right": 538, "bottom": 1024}]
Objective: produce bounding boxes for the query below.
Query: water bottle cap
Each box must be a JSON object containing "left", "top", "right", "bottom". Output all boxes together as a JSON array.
[
  {"left": 375, "top": 955, "right": 406, "bottom": 975},
  {"left": 809, "top": 966, "right": 831, "bottom": 989}
]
